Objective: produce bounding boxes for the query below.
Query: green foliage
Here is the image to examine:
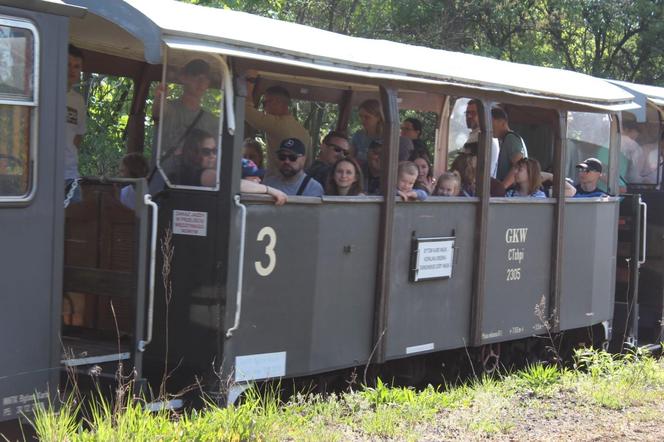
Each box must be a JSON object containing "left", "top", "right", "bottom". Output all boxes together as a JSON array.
[
  {"left": 572, "top": 347, "right": 664, "bottom": 409},
  {"left": 31, "top": 349, "right": 664, "bottom": 440},
  {"left": 30, "top": 394, "right": 80, "bottom": 442},
  {"left": 513, "top": 363, "right": 562, "bottom": 396},
  {"left": 359, "top": 377, "right": 416, "bottom": 407},
  {"left": 79, "top": 75, "right": 135, "bottom": 177}
]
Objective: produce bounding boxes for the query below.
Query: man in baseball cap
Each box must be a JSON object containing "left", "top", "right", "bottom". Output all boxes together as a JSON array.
[
  {"left": 262, "top": 138, "right": 324, "bottom": 196},
  {"left": 573, "top": 158, "right": 607, "bottom": 197}
]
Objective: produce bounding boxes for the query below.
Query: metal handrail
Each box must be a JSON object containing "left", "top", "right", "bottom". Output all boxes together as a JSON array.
[
  {"left": 215, "top": 54, "right": 235, "bottom": 135},
  {"left": 138, "top": 194, "right": 158, "bottom": 352},
  {"left": 226, "top": 195, "right": 247, "bottom": 338},
  {"left": 638, "top": 199, "right": 648, "bottom": 266}
]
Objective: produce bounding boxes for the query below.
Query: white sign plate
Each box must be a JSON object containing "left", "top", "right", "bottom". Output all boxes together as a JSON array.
[
  {"left": 235, "top": 351, "right": 287, "bottom": 382},
  {"left": 414, "top": 238, "right": 454, "bottom": 281},
  {"left": 173, "top": 210, "right": 207, "bottom": 236}
]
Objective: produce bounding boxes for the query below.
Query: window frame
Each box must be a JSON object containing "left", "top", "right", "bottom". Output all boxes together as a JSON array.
[
  {"left": 0, "top": 16, "right": 39, "bottom": 204},
  {"left": 155, "top": 48, "right": 224, "bottom": 192}
]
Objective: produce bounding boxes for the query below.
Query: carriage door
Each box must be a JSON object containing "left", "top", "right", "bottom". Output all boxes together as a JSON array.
[{"left": 0, "top": 12, "right": 62, "bottom": 422}]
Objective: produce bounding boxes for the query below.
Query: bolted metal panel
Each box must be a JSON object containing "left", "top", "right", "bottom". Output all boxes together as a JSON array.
[
  {"left": 480, "top": 201, "right": 554, "bottom": 344},
  {"left": 384, "top": 200, "right": 477, "bottom": 359},
  {"left": 224, "top": 200, "right": 378, "bottom": 380},
  {"left": 559, "top": 200, "right": 619, "bottom": 330}
]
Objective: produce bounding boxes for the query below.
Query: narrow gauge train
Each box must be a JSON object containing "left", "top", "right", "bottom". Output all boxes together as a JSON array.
[{"left": 0, "top": 0, "right": 660, "bottom": 423}]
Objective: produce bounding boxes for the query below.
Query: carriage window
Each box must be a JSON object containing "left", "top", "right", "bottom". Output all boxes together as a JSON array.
[
  {"left": 620, "top": 106, "right": 661, "bottom": 186},
  {"left": 566, "top": 112, "right": 610, "bottom": 183},
  {"left": 156, "top": 49, "right": 223, "bottom": 190},
  {"left": 0, "top": 24, "right": 35, "bottom": 102},
  {"left": 0, "top": 20, "right": 37, "bottom": 200},
  {"left": 447, "top": 98, "right": 472, "bottom": 166}
]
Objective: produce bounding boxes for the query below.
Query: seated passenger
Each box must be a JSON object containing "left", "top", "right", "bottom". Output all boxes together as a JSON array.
[
  {"left": 352, "top": 99, "right": 413, "bottom": 163},
  {"left": 307, "top": 130, "right": 351, "bottom": 187},
  {"left": 362, "top": 140, "right": 383, "bottom": 195},
  {"left": 573, "top": 158, "right": 607, "bottom": 198},
  {"left": 245, "top": 71, "right": 311, "bottom": 172},
  {"left": 262, "top": 138, "right": 324, "bottom": 196},
  {"left": 241, "top": 158, "right": 264, "bottom": 183},
  {"left": 433, "top": 171, "right": 461, "bottom": 196},
  {"left": 243, "top": 137, "right": 265, "bottom": 169},
  {"left": 169, "top": 129, "right": 217, "bottom": 187},
  {"left": 402, "top": 117, "right": 428, "bottom": 158},
  {"left": 411, "top": 151, "right": 435, "bottom": 194},
  {"left": 397, "top": 161, "right": 427, "bottom": 201},
  {"left": 450, "top": 152, "right": 477, "bottom": 197},
  {"left": 326, "top": 157, "right": 364, "bottom": 196},
  {"left": 119, "top": 152, "right": 149, "bottom": 209},
  {"left": 453, "top": 144, "right": 506, "bottom": 197},
  {"left": 505, "top": 158, "right": 546, "bottom": 198}
]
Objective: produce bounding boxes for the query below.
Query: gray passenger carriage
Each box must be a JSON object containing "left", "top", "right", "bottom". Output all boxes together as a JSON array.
[{"left": 0, "top": 0, "right": 646, "bottom": 422}]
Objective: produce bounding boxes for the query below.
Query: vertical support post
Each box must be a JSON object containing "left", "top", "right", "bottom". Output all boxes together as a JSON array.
[
  {"left": 470, "top": 99, "right": 493, "bottom": 346},
  {"left": 433, "top": 96, "right": 451, "bottom": 177},
  {"left": 371, "top": 85, "right": 400, "bottom": 363},
  {"left": 218, "top": 65, "right": 245, "bottom": 379},
  {"left": 336, "top": 90, "right": 354, "bottom": 133},
  {"left": 132, "top": 178, "right": 149, "bottom": 388},
  {"left": 551, "top": 111, "right": 567, "bottom": 332},
  {"left": 126, "top": 63, "right": 152, "bottom": 154},
  {"left": 608, "top": 113, "right": 621, "bottom": 194}
]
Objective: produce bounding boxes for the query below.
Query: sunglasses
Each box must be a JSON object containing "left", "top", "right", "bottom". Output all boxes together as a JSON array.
[
  {"left": 328, "top": 143, "right": 349, "bottom": 156},
  {"left": 278, "top": 153, "right": 300, "bottom": 162},
  {"left": 199, "top": 147, "right": 217, "bottom": 157}
]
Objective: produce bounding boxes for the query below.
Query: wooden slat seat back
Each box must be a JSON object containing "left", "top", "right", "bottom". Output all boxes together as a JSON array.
[{"left": 64, "top": 182, "right": 137, "bottom": 333}]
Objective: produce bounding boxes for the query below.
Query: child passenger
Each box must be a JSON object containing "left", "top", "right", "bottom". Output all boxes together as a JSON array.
[
  {"left": 397, "top": 161, "right": 428, "bottom": 201},
  {"left": 505, "top": 158, "right": 546, "bottom": 198},
  {"left": 241, "top": 158, "right": 264, "bottom": 183},
  {"left": 119, "top": 152, "right": 149, "bottom": 209},
  {"left": 433, "top": 171, "right": 461, "bottom": 196},
  {"left": 326, "top": 157, "right": 364, "bottom": 196}
]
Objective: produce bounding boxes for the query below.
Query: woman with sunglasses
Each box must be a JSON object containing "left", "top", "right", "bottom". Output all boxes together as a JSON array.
[
  {"left": 172, "top": 128, "right": 218, "bottom": 186},
  {"left": 173, "top": 129, "right": 288, "bottom": 204}
]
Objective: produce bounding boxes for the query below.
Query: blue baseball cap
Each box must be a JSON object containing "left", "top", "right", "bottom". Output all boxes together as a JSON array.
[{"left": 277, "top": 138, "right": 306, "bottom": 156}]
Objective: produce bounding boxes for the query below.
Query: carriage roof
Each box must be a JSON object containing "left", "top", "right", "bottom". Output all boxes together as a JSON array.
[{"left": 35, "top": 0, "right": 638, "bottom": 111}]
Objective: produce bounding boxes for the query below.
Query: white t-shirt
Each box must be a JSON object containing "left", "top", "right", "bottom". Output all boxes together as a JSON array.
[
  {"left": 65, "top": 89, "right": 87, "bottom": 180},
  {"left": 467, "top": 129, "right": 500, "bottom": 178},
  {"left": 120, "top": 185, "right": 135, "bottom": 209}
]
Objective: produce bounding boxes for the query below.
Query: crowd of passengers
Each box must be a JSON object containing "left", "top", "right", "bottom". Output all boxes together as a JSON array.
[{"left": 132, "top": 59, "right": 610, "bottom": 206}]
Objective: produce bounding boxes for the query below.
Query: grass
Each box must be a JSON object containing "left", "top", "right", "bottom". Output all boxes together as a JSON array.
[{"left": 28, "top": 347, "right": 664, "bottom": 441}]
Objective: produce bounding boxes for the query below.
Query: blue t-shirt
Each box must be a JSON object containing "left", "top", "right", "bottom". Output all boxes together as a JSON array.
[
  {"left": 505, "top": 188, "right": 546, "bottom": 198},
  {"left": 396, "top": 188, "right": 428, "bottom": 201},
  {"left": 263, "top": 171, "right": 324, "bottom": 196},
  {"left": 573, "top": 185, "right": 607, "bottom": 198}
]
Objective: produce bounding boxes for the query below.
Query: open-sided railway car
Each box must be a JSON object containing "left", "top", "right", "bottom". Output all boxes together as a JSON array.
[{"left": 0, "top": 0, "right": 646, "bottom": 422}]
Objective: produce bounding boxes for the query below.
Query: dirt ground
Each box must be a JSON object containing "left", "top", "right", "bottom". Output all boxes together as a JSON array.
[{"left": 419, "top": 392, "right": 664, "bottom": 441}]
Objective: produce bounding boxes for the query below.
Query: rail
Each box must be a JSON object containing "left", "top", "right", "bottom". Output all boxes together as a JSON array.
[
  {"left": 226, "top": 195, "right": 247, "bottom": 338},
  {"left": 638, "top": 199, "right": 647, "bottom": 266},
  {"left": 138, "top": 194, "right": 158, "bottom": 352}
]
